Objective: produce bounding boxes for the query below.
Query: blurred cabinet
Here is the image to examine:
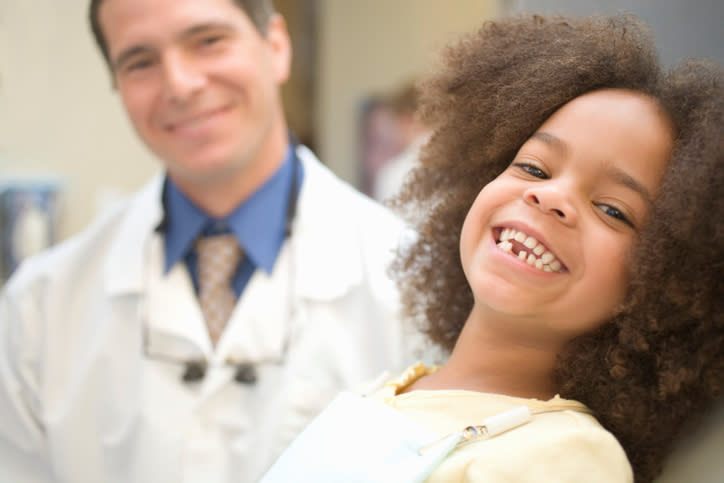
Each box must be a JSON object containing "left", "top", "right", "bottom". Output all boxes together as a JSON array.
[{"left": 0, "top": 179, "right": 63, "bottom": 282}]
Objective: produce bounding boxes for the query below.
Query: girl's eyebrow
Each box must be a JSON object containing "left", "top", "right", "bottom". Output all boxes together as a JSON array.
[
  {"left": 530, "top": 131, "right": 568, "bottom": 154},
  {"left": 530, "top": 131, "right": 652, "bottom": 205},
  {"left": 602, "top": 162, "right": 653, "bottom": 205}
]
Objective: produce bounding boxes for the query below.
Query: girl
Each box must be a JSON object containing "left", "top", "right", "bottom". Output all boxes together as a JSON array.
[{"left": 266, "top": 14, "right": 723, "bottom": 483}]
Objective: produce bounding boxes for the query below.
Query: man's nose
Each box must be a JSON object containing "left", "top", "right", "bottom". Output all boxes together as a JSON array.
[
  {"left": 523, "top": 184, "right": 578, "bottom": 226},
  {"left": 160, "top": 51, "right": 205, "bottom": 103}
]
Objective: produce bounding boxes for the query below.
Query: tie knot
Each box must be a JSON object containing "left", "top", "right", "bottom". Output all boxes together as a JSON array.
[{"left": 195, "top": 233, "right": 242, "bottom": 283}]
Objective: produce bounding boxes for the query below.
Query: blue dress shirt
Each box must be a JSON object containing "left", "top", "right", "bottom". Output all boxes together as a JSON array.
[{"left": 160, "top": 145, "right": 304, "bottom": 298}]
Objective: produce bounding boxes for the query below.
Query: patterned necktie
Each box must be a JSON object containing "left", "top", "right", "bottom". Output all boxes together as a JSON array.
[{"left": 195, "top": 234, "right": 242, "bottom": 345}]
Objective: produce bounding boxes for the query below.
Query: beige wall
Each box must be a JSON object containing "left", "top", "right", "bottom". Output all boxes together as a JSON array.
[{"left": 316, "top": 0, "right": 499, "bottom": 184}]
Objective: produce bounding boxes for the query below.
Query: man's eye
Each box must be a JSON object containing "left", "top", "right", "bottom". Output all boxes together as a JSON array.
[
  {"left": 513, "top": 163, "right": 547, "bottom": 179},
  {"left": 597, "top": 204, "right": 634, "bottom": 227},
  {"left": 199, "top": 36, "right": 223, "bottom": 47},
  {"left": 124, "top": 59, "right": 154, "bottom": 72}
]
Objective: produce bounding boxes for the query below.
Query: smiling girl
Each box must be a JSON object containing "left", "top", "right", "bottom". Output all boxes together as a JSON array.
[
  {"left": 263, "top": 14, "right": 723, "bottom": 483},
  {"left": 386, "top": 14, "right": 723, "bottom": 482}
]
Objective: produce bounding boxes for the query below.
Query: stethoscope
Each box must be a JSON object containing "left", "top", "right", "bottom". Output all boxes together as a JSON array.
[{"left": 144, "top": 140, "right": 301, "bottom": 385}]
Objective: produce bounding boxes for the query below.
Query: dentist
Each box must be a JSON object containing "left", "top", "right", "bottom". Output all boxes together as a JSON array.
[{"left": 0, "top": 0, "right": 418, "bottom": 481}]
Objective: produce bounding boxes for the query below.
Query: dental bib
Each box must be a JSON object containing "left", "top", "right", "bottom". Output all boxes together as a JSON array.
[{"left": 259, "top": 390, "right": 539, "bottom": 483}]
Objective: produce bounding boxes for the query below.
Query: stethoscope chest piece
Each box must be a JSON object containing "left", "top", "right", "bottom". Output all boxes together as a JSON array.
[
  {"left": 182, "top": 360, "right": 207, "bottom": 383},
  {"left": 233, "top": 363, "right": 258, "bottom": 384}
]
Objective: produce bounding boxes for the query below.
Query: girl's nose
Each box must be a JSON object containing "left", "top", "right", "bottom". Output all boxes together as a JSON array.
[{"left": 523, "top": 185, "right": 578, "bottom": 226}]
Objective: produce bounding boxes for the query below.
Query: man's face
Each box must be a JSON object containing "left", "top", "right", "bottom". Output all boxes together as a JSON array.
[{"left": 99, "top": 0, "right": 291, "bottom": 193}]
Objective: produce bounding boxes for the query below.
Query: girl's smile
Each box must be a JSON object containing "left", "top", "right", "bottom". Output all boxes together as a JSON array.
[{"left": 494, "top": 226, "right": 566, "bottom": 273}]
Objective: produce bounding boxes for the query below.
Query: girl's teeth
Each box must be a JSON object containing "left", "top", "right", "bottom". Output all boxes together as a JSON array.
[
  {"left": 497, "top": 228, "right": 564, "bottom": 273},
  {"left": 497, "top": 240, "right": 513, "bottom": 252}
]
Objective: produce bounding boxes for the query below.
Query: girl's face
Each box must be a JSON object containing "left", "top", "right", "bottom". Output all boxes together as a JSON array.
[{"left": 460, "top": 89, "right": 673, "bottom": 347}]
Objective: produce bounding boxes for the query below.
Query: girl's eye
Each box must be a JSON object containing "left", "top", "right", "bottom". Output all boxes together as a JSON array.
[
  {"left": 597, "top": 204, "right": 634, "bottom": 227},
  {"left": 513, "top": 162, "right": 548, "bottom": 179}
]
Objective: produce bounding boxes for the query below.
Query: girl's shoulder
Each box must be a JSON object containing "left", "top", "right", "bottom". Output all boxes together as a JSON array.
[{"left": 432, "top": 406, "right": 633, "bottom": 482}]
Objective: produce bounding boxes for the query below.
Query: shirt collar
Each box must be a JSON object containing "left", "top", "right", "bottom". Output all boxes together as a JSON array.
[{"left": 162, "top": 144, "right": 302, "bottom": 274}]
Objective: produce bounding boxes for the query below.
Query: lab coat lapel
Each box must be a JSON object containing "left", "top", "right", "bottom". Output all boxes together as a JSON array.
[
  {"left": 103, "top": 175, "right": 163, "bottom": 296},
  {"left": 218, "top": 146, "right": 365, "bottom": 363},
  {"left": 216, "top": 243, "right": 294, "bottom": 365},
  {"left": 102, "top": 174, "right": 211, "bottom": 360},
  {"left": 144, "top": 234, "right": 212, "bottom": 361}
]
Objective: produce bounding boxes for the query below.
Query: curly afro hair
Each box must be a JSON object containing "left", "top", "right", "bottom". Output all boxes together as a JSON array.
[{"left": 391, "top": 14, "right": 723, "bottom": 483}]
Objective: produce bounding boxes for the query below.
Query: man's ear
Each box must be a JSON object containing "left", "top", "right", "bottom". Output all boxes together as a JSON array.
[{"left": 265, "top": 14, "right": 292, "bottom": 84}]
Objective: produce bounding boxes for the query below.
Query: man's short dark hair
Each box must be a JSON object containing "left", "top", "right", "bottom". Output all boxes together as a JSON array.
[{"left": 88, "top": 0, "right": 276, "bottom": 68}]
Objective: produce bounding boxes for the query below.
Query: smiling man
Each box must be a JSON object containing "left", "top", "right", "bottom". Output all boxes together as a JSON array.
[{"left": 0, "top": 1, "right": 418, "bottom": 481}]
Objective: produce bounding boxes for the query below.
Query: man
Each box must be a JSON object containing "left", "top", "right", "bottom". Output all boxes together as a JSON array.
[{"left": 0, "top": 0, "right": 419, "bottom": 481}]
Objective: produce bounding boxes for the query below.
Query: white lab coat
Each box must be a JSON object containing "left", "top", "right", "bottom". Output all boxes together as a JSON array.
[{"left": 0, "top": 146, "right": 422, "bottom": 483}]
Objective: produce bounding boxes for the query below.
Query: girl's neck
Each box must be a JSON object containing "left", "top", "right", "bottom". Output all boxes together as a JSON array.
[{"left": 413, "top": 308, "right": 563, "bottom": 400}]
